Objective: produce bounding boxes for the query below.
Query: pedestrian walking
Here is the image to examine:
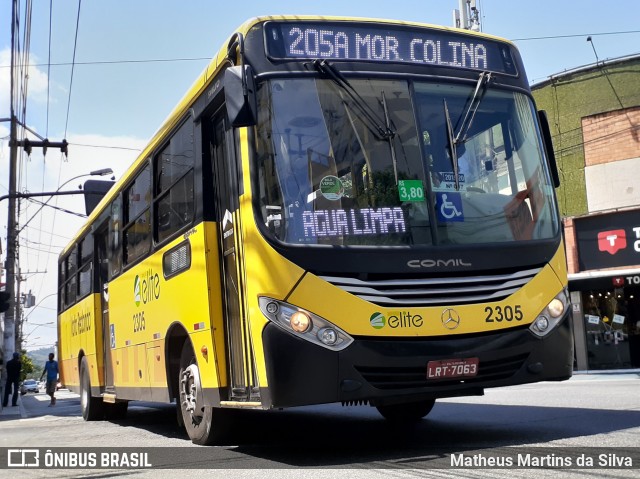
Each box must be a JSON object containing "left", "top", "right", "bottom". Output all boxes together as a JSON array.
[
  {"left": 40, "top": 352, "right": 59, "bottom": 406},
  {"left": 2, "top": 351, "right": 22, "bottom": 407}
]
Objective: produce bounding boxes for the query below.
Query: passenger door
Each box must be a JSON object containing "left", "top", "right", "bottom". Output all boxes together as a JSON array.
[
  {"left": 208, "top": 110, "right": 259, "bottom": 401},
  {"left": 95, "top": 222, "right": 115, "bottom": 390}
]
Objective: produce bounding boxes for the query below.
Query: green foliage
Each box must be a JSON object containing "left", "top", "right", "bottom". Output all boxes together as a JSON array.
[
  {"left": 19, "top": 350, "right": 37, "bottom": 382},
  {"left": 22, "top": 348, "right": 49, "bottom": 380},
  {"left": 356, "top": 169, "right": 401, "bottom": 207},
  {"left": 531, "top": 59, "right": 640, "bottom": 217}
]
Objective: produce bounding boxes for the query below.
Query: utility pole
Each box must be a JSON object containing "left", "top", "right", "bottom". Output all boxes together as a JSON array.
[
  {"left": 15, "top": 269, "right": 23, "bottom": 352},
  {"left": 3, "top": 0, "right": 19, "bottom": 383},
  {"left": 453, "top": 0, "right": 482, "bottom": 31},
  {"left": 1, "top": 2, "right": 71, "bottom": 380}
]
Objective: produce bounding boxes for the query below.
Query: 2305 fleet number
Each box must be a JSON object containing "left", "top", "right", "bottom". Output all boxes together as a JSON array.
[
  {"left": 485, "top": 305, "right": 523, "bottom": 322},
  {"left": 133, "top": 311, "right": 146, "bottom": 332}
]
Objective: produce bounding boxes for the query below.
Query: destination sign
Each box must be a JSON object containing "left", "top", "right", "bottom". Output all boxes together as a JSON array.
[
  {"left": 264, "top": 22, "right": 517, "bottom": 74},
  {"left": 302, "top": 207, "right": 406, "bottom": 239}
]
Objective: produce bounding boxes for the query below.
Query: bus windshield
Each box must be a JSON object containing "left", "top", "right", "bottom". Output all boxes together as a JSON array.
[{"left": 255, "top": 77, "right": 559, "bottom": 246}]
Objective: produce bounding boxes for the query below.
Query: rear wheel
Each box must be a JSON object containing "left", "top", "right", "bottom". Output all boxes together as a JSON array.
[
  {"left": 80, "top": 357, "right": 104, "bottom": 421},
  {"left": 376, "top": 399, "right": 436, "bottom": 422},
  {"left": 178, "top": 341, "right": 228, "bottom": 445}
]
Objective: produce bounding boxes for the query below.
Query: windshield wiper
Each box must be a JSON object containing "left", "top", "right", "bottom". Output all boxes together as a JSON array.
[
  {"left": 312, "top": 59, "right": 395, "bottom": 141},
  {"left": 454, "top": 71, "right": 492, "bottom": 145},
  {"left": 443, "top": 98, "right": 460, "bottom": 190},
  {"left": 442, "top": 71, "right": 492, "bottom": 191},
  {"left": 381, "top": 90, "right": 400, "bottom": 183}
]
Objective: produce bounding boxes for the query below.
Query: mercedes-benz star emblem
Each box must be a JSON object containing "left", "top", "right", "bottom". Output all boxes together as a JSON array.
[{"left": 441, "top": 308, "right": 461, "bottom": 330}]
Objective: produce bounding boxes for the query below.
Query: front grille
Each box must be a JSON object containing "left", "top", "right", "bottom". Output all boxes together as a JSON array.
[
  {"left": 320, "top": 267, "right": 541, "bottom": 307},
  {"left": 355, "top": 353, "right": 529, "bottom": 390}
]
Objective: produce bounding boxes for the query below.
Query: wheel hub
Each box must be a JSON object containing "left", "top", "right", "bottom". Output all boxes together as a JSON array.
[{"left": 180, "top": 364, "right": 204, "bottom": 423}]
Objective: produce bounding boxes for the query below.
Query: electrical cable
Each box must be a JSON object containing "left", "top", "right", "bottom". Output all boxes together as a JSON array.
[
  {"left": 46, "top": 0, "right": 52, "bottom": 138},
  {"left": 513, "top": 30, "right": 640, "bottom": 42},
  {"left": 63, "top": 0, "right": 82, "bottom": 139}
]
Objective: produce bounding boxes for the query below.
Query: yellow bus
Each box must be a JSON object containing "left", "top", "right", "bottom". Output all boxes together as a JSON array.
[{"left": 58, "top": 15, "right": 572, "bottom": 445}]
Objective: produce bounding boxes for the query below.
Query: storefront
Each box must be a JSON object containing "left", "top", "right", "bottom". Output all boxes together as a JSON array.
[{"left": 568, "top": 209, "right": 640, "bottom": 371}]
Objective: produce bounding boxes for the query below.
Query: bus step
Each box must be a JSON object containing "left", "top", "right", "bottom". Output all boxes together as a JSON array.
[
  {"left": 102, "top": 393, "right": 117, "bottom": 403},
  {"left": 220, "top": 401, "right": 263, "bottom": 409}
]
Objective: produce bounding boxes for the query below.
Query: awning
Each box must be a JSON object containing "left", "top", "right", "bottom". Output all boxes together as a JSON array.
[{"left": 568, "top": 267, "right": 640, "bottom": 290}]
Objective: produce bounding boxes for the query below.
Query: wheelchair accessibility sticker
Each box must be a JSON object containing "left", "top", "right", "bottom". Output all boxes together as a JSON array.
[{"left": 436, "top": 192, "right": 464, "bottom": 222}]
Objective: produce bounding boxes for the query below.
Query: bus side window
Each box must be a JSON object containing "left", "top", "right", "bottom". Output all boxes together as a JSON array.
[
  {"left": 109, "top": 195, "right": 123, "bottom": 278},
  {"left": 124, "top": 164, "right": 152, "bottom": 265},
  {"left": 78, "top": 234, "right": 93, "bottom": 298},
  {"left": 154, "top": 119, "right": 195, "bottom": 243},
  {"left": 66, "top": 246, "right": 78, "bottom": 306},
  {"left": 58, "top": 255, "right": 68, "bottom": 311}
]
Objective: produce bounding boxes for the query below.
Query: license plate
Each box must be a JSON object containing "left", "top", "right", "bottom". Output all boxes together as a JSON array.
[{"left": 427, "top": 357, "right": 479, "bottom": 380}]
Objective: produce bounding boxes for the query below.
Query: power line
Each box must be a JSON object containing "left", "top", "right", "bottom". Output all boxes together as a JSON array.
[
  {"left": 555, "top": 122, "right": 640, "bottom": 156},
  {"left": 69, "top": 141, "right": 141, "bottom": 151},
  {"left": 46, "top": 0, "right": 52, "bottom": 138},
  {"left": 26, "top": 197, "right": 87, "bottom": 218},
  {"left": 63, "top": 0, "right": 82, "bottom": 139},
  {"left": 513, "top": 30, "right": 640, "bottom": 42},
  {"left": 20, "top": 223, "right": 74, "bottom": 241},
  {"left": 0, "top": 57, "right": 211, "bottom": 69},
  {"left": 549, "top": 92, "right": 640, "bottom": 141},
  {"left": 0, "top": 31, "right": 637, "bottom": 71},
  {"left": 21, "top": 236, "right": 67, "bottom": 250}
]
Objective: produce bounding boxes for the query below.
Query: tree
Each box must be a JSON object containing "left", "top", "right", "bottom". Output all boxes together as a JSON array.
[{"left": 19, "top": 350, "right": 37, "bottom": 382}]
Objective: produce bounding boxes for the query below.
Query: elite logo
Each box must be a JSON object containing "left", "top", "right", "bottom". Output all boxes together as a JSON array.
[
  {"left": 370, "top": 312, "right": 386, "bottom": 329},
  {"left": 598, "top": 230, "right": 626, "bottom": 255},
  {"left": 370, "top": 311, "right": 423, "bottom": 329},
  {"left": 134, "top": 276, "right": 141, "bottom": 307},
  {"left": 134, "top": 268, "right": 161, "bottom": 307}
]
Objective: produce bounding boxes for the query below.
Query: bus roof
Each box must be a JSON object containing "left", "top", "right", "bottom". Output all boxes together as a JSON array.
[{"left": 60, "top": 15, "right": 514, "bottom": 258}]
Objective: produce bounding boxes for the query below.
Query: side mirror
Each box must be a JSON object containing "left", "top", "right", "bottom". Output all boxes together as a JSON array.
[
  {"left": 538, "top": 110, "right": 560, "bottom": 187},
  {"left": 224, "top": 65, "right": 257, "bottom": 128},
  {"left": 83, "top": 179, "right": 115, "bottom": 216}
]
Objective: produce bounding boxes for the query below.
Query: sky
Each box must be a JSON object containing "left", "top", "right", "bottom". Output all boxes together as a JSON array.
[{"left": 1, "top": 0, "right": 640, "bottom": 351}]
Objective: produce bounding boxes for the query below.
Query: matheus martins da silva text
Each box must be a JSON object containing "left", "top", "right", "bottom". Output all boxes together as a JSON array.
[{"left": 451, "top": 452, "right": 633, "bottom": 468}]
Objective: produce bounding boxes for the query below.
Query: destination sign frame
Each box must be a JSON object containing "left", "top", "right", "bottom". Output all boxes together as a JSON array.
[{"left": 264, "top": 21, "right": 518, "bottom": 75}]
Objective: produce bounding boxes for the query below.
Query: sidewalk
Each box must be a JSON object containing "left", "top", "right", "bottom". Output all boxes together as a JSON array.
[
  {"left": 0, "top": 396, "right": 27, "bottom": 420},
  {"left": 570, "top": 370, "right": 640, "bottom": 381}
]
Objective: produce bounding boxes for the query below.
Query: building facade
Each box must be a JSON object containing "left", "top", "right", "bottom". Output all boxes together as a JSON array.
[{"left": 532, "top": 54, "right": 640, "bottom": 371}]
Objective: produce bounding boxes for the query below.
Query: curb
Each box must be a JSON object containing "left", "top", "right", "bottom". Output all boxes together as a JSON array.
[{"left": 0, "top": 395, "right": 28, "bottom": 420}]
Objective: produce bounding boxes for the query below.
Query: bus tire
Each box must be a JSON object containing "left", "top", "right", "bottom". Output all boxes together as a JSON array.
[
  {"left": 376, "top": 399, "right": 435, "bottom": 422},
  {"left": 176, "top": 402, "right": 185, "bottom": 429},
  {"left": 104, "top": 401, "right": 128, "bottom": 420},
  {"left": 178, "top": 341, "right": 226, "bottom": 445},
  {"left": 80, "top": 357, "right": 104, "bottom": 421}
]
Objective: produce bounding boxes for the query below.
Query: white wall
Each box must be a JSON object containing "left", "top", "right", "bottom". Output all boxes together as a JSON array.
[{"left": 585, "top": 156, "right": 640, "bottom": 212}]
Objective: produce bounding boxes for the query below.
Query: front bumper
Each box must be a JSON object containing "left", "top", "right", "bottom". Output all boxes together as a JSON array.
[{"left": 263, "top": 312, "right": 573, "bottom": 408}]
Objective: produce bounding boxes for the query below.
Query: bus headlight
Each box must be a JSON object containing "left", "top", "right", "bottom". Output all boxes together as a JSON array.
[
  {"left": 259, "top": 297, "right": 353, "bottom": 351},
  {"left": 317, "top": 327, "right": 338, "bottom": 346},
  {"left": 547, "top": 298, "right": 564, "bottom": 318},
  {"left": 290, "top": 311, "right": 311, "bottom": 332},
  {"left": 529, "top": 288, "right": 568, "bottom": 338}
]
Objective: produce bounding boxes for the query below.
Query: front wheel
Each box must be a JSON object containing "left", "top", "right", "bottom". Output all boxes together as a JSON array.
[
  {"left": 376, "top": 399, "right": 436, "bottom": 422},
  {"left": 178, "top": 341, "right": 228, "bottom": 445},
  {"left": 80, "top": 357, "right": 104, "bottom": 421}
]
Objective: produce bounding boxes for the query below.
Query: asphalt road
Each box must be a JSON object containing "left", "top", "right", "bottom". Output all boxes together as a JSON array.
[{"left": 1, "top": 373, "right": 639, "bottom": 478}]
